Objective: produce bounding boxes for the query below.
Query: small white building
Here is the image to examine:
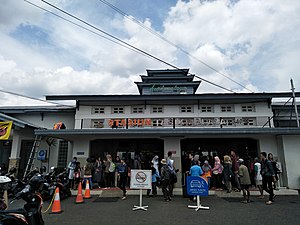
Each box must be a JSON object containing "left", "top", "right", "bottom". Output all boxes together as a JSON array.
[{"left": 1, "top": 69, "right": 300, "bottom": 190}]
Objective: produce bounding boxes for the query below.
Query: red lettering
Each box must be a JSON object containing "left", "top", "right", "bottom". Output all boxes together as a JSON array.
[
  {"left": 132, "top": 119, "right": 137, "bottom": 126},
  {"left": 137, "top": 119, "right": 144, "bottom": 126},
  {"left": 108, "top": 119, "right": 114, "bottom": 127},
  {"left": 120, "top": 119, "right": 126, "bottom": 127},
  {"left": 114, "top": 119, "right": 120, "bottom": 126},
  {"left": 144, "top": 119, "right": 152, "bottom": 126},
  {"left": 128, "top": 119, "right": 132, "bottom": 127}
]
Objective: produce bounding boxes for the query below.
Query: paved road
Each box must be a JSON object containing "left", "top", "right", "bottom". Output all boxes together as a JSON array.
[{"left": 37, "top": 194, "right": 300, "bottom": 225}]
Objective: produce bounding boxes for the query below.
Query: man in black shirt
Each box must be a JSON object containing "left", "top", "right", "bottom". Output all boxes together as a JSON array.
[{"left": 260, "top": 152, "right": 276, "bottom": 205}]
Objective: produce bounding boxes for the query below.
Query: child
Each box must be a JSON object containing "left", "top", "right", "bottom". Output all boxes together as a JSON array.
[
  {"left": 147, "top": 162, "right": 160, "bottom": 197},
  {"left": 73, "top": 161, "right": 81, "bottom": 190}
]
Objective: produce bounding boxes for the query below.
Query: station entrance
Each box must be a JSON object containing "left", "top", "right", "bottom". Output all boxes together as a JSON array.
[
  {"left": 180, "top": 138, "right": 259, "bottom": 195},
  {"left": 181, "top": 138, "right": 259, "bottom": 163},
  {"left": 90, "top": 138, "right": 164, "bottom": 169}
]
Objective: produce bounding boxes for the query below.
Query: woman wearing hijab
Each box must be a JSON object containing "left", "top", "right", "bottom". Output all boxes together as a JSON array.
[{"left": 211, "top": 156, "right": 223, "bottom": 190}]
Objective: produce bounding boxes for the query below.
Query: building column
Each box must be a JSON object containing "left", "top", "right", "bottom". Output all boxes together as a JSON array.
[
  {"left": 278, "top": 135, "right": 300, "bottom": 189},
  {"left": 72, "top": 138, "right": 90, "bottom": 166},
  {"left": 67, "top": 141, "right": 74, "bottom": 164},
  {"left": 8, "top": 130, "right": 22, "bottom": 171},
  {"left": 164, "top": 137, "right": 182, "bottom": 188}
]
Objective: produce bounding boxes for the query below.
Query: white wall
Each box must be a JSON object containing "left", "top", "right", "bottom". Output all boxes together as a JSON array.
[
  {"left": 75, "top": 102, "right": 273, "bottom": 129},
  {"left": 76, "top": 102, "right": 272, "bottom": 119},
  {"left": 258, "top": 135, "right": 279, "bottom": 156},
  {"left": 281, "top": 135, "right": 300, "bottom": 189},
  {"left": 72, "top": 137, "right": 90, "bottom": 166},
  {"left": 14, "top": 112, "right": 75, "bottom": 129},
  {"left": 164, "top": 137, "right": 182, "bottom": 187}
]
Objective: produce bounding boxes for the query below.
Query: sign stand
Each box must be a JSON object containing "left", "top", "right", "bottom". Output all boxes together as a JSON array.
[
  {"left": 186, "top": 176, "right": 210, "bottom": 212},
  {"left": 188, "top": 196, "right": 209, "bottom": 211},
  {"left": 132, "top": 189, "right": 148, "bottom": 211},
  {"left": 130, "top": 170, "right": 152, "bottom": 211}
]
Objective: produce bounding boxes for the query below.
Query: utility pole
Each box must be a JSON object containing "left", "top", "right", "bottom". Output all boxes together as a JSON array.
[{"left": 290, "top": 78, "right": 300, "bottom": 127}]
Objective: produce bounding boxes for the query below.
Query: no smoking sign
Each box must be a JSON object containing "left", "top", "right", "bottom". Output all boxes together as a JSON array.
[
  {"left": 130, "top": 170, "right": 152, "bottom": 189},
  {"left": 135, "top": 171, "right": 147, "bottom": 183}
]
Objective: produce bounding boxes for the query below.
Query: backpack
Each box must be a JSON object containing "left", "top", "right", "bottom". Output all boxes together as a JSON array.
[
  {"left": 108, "top": 162, "right": 116, "bottom": 172},
  {"left": 162, "top": 165, "right": 171, "bottom": 181}
]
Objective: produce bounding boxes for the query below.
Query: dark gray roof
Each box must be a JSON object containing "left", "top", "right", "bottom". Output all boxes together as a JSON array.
[
  {"left": 34, "top": 127, "right": 300, "bottom": 140},
  {"left": 0, "top": 112, "right": 40, "bottom": 128},
  {"left": 146, "top": 69, "right": 189, "bottom": 76},
  {"left": 139, "top": 75, "right": 194, "bottom": 81},
  {"left": 0, "top": 105, "right": 75, "bottom": 114},
  {"left": 45, "top": 92, "right": 300, "bottom": 106}
]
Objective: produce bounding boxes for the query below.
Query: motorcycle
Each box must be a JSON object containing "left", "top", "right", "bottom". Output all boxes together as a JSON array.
[
  {"left": 50, "top": 168, "right": 71, "bottom": 200},
  {"left": 44, "top": 167, "right": 72, "bottom": 200},
  {"left": 0, "top": 176, "right": 11, "bottom": 210},
  {"left": 0, "top": 174, "right": 45, "bottom": 225},
  {"left": 4, "top": 167, "right": 26, "bottom": 198}
]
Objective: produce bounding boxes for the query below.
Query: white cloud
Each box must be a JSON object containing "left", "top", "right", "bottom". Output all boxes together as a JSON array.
[
  {"left": 1, "top": 0, "right": 300, "bottom": 106},
  {"left": 163, "top": 0, "right": 300, "bottom": 92},
  {"left": 0, "top": 0, "right": 42, "bottom": 31},
  {"left": 0, "top": 61, "right": 140, "bottom": 106},
  {"left": 190, "top": 43, "right": 228, "bottom": 76},
  {"left": 0, "top": 56, "right": 16, "bottom": 75}
]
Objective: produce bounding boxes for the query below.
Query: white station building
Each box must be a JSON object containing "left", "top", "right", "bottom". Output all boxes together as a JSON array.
[{"left": 0, "top": 69, "right": 300, "bottom": 190}]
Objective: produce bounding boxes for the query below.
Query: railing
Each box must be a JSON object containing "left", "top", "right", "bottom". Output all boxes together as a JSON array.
[{"left": 79, "top": 116, "right": 271, "bottom": 129}]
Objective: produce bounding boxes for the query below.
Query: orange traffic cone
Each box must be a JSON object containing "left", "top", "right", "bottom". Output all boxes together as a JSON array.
[
  {"left": 51, "top": 187, "right": 63, "bottom": 214},
  {"left": 75, "top": 182, "right": 84, "bottom": 204},
  {"left": 83, "top": 179, "right": 91, "bottom": 199}
]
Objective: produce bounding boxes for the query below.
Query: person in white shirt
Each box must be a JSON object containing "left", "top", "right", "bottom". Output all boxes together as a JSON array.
[
  {"left": 254, "top": 157, "right": 264, "bottom": 199},
  {"left": 151, "top": 155, "right": 160, "bottom": 174}
]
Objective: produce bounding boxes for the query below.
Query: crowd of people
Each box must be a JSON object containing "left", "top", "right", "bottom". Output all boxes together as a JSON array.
[
  {"left": 182, "top": 150, "right": 281, "bottom": 205},
  {"left": 66, "top": 150, "right": 281, "bottom": 205},
  {"left": 66, "top": 152, "right": 179, "bottom": 201}
]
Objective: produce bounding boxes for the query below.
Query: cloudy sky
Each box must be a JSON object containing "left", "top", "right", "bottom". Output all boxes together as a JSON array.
[{"left": 0, "top": 0, "right": 300, "bottom": 106}]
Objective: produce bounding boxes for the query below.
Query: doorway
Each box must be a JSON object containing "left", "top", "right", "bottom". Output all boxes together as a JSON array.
[
  {"left": 90, "top": 138, "right": 164, "bottom": 169},
  {"left": 181, "top": 138, "right": 258, "bottom": 163}
]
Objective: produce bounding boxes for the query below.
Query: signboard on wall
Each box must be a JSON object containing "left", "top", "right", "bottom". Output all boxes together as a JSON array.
[
  {"left": 130, "top": 170, "right": 152, "bottom": 189},
  {"left": 105, "top": 117, "right": 255, "bottom": 128},
  {"left": 149, "top": 84, "right": 188, "bottom": 94},
  {"left": 37, "top": 149, "right": 47, "bottom": 161}
]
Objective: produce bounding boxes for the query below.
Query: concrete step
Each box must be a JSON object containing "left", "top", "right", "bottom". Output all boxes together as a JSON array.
[{"left": 71, "top": 187, "right": 299, "bottom": 197}]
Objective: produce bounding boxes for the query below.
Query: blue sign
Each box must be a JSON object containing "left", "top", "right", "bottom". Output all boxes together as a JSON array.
[
  {"left": 187, "top": 176, "right": 209, "bottom": 196},
  {"left": 37, "top": 149, "right": 47, "bottom": 161}
]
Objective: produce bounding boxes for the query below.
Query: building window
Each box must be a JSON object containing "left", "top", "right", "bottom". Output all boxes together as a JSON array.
[
  {"left": 92, "top": 119, "right": 104, "bottom": 128},
  {"left": 221, "top": 105, "right": 233, "bottom": 112},
  {"left": 92, "top": 106, "right": 105, "bottom": 114},
  {"left": 152, "top": 119, "right": 164, "bottom": 127},
  {"left": 57, "top": 140, "right": 68, "bottom": 168},
  {"left": 151, "top": 106, "right": 163, "bottom": 113},
  {"left": 241, "top": 105, "right": 255, "bottom": 112},
  {"left": 180, "top": 106, "right": 193, "bottom": 113},
  {"left": 112, "top": 107, "right": 124, "bottom": 114},
  {"left": 201, "top": 106, "right": 213, "bottom": 113},
  {"left": 132, "top": 106, "right": 144, "bottom": 114}
]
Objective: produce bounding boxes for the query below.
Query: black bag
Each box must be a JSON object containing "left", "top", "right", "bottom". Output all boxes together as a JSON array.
[
  {"left": 156, "top": 177, "right": 161, "bottom": 187},
  {"left": 171, "top": 172, "right": 177, "bottom": 183},
  {"left": 94, "top": 172, "right": 102, "bottom": 183}
]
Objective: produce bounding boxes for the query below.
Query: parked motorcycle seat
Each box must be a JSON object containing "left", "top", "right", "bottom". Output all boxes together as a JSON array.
[{"left": 0, "top": 208, "right": 27, "bottom": 215}]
